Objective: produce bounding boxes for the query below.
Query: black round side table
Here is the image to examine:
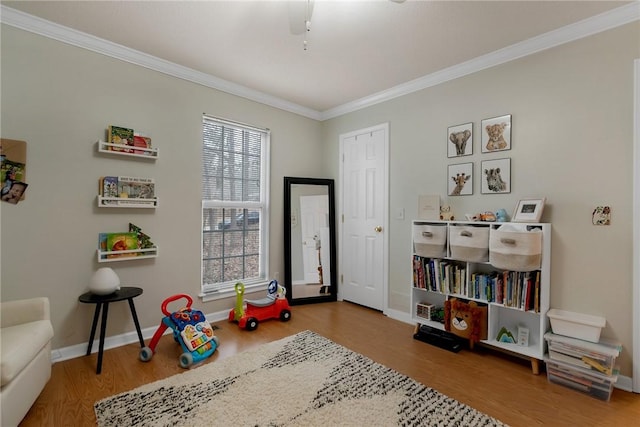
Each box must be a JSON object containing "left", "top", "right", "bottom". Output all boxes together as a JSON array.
[{"left": 78, "top": 286, "right": 145, "bottom": 374}]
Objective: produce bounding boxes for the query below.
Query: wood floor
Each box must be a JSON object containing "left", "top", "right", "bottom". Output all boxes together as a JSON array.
[{"left": 21, "top": 301, "right": 639, "bottom": 426}]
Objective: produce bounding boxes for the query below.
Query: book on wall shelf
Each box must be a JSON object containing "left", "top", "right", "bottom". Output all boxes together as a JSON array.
[
  {"left": 107, "top": 125, "right": 134, "bottom": 153},
  {"left": 98, "top": 126, "right": 158, "bottom": 159},
  {"left": 97, "top": 176, "right": 157, "bottom": 208},
  {"left": 97, "top": 223, "right": 157, "bottom": 262}
]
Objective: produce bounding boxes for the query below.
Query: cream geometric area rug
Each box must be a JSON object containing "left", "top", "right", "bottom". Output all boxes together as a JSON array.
[{"left": 95, "top": 330, "right": 507, "bottom": 426}]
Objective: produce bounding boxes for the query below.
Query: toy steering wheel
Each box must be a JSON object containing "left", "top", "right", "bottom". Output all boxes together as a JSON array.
[{"left": 161, "top": 294, "right": 193, "bottom": 316}]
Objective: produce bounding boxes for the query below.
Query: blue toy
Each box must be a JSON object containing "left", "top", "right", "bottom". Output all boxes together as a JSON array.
[{"left": 140, "top": 294, "right": 219, "bottom": 368}]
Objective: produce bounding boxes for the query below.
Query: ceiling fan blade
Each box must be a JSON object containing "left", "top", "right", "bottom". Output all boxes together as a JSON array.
[{"left": 288, "top": 0, "right": 314, "bottom": 35}]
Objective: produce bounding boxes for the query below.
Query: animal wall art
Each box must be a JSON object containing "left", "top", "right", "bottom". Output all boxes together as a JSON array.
[
  {"left": 447, "top": 122, "right": 473, "bottom": 157},
  {"left": 447, "top": 163, "right": 473, "bottom": 196},
  {"left": 481, "top": 114, "right": 511, "bottom": 153},
  {"left": 481, "top": 158, "right": 511, "bottom": 194}
]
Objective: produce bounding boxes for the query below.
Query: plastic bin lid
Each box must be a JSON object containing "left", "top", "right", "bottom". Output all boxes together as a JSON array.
[{"left": 547, "top": 308, "right": 606, "bottom": 327}]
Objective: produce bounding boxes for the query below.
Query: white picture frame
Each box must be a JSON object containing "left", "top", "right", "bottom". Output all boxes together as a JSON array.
[{"left": 513, "top": 198, "right": 546, "bottom": 223}]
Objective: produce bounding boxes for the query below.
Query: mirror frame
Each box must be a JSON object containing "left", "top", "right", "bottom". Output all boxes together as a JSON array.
[{"left": 284, "top": 177, "right": 337, "bottom": 305}]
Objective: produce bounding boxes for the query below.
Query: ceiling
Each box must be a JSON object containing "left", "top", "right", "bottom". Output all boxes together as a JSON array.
[{"left": 1, "top": 1, "right": 634, "bottom": 119}]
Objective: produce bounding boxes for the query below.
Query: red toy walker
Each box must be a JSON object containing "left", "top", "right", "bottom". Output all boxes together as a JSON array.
[{"left": 140, "top": 294, "right": 219, "bottom": 368}]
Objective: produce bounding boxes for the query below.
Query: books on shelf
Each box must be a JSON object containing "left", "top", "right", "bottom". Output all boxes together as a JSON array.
[
  {"left": 102, "top": 126, "right": 155, "bottom": 157},
  {"left": 117, "top": 176, "right": 155, "bottom": 199},
  {"left": 99, "top": 232, "right": 139, "bottom": 259},
  {"left": 98, "top": 223, "right": 156, "bottom": 260},
  {"left": 413, "top": 253, "right": 541, "bottom": 311},
  {"left": 108, "top": 125, "right": 134, "bottom": 153},
  {"left": 133, "top": 134, "right": 152, "bottom": 155},
  {"left": 98, "top": 176, "right": 156, "bottom": 206}
]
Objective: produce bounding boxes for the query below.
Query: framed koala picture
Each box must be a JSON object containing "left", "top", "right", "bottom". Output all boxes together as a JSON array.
[
  {"left": 481, "top": 114, "right": 511, "bottom": 153},
  {"left": 481, "top": 158, "right": 511, "bottom": 194},
  {"left": 447, "top": 122, "right": 473, "bottom": 158}
]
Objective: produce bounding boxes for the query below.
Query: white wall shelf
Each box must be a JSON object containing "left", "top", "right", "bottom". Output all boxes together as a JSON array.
[
  {"left": 97, "top": 247, "right": 158, "bottom": 263},
  {"left": 97, "top": 140, "right": 158, "bottom": 159},
  {"left": 97, "top": 196, "right": 158, "bottom": 208}
]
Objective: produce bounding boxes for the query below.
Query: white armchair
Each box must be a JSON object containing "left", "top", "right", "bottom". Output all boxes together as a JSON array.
[{"left": 1, "top": 297, "right": 54, "bottom": 427}]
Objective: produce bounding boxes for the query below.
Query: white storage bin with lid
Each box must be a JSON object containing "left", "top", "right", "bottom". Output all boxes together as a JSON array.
[
  {"left": 449, "top": 225, "right": 489, "bottom": 262},
  {"left": 547, "top": 309, "right": 606, "bottom": 343},
  {"left": 413, "top": 223, "right": 447, "bottom": 258},
  {"left": 489, "top": 224, "right": 542, "bottom": 271}
]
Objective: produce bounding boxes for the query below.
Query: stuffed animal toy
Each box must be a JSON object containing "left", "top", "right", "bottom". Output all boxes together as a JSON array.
[
  {"left": 440, "top": 205, "right": 454, "bottom": 221},
  {"left": 444, "top": 298, "right": 488, "bottom": 348}
]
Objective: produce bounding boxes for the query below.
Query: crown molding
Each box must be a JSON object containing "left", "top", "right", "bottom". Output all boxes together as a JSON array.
[
  {"left": 2, "top": 3, "right": 638, "bottom": 122},
  {"left": 320, "top": 2, "right": 640, "bottom": 120},
  {"left": 0, "top": 5, "right": 323, "bottom": 121}
]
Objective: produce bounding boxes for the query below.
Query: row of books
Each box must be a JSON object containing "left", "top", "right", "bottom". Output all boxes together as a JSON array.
[
  {"left": 412, "top": 256, "right": 466, "bottom": 295},
  {"left": 99, "top": 176, "right": 155, "bottom": 201},
  {"left": 98, "top": 223, "right": 155, "bottom": 259},
  {"left": 107, "top": 125, "right": 153, "bottom": 155},
  {"left": 412, "top": 255, "right": 541, "bottom": 312}
]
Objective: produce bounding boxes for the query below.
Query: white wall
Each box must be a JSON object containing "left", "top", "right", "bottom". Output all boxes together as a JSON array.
[
  {"left": 0, "top": 25, "right": 323, "bottom": 350},
  {"left": 322, "top": 22, "right": 639, "bottom": 377}
]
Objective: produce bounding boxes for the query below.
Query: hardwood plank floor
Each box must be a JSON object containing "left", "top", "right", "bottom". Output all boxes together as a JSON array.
[{"left": 21, "top": 301, "right": 640, "bottom": 426}]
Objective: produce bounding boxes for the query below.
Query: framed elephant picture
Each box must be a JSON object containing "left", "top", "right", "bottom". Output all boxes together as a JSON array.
[{"left": 447, "top": 122, "right": 473, "bottom": 158}]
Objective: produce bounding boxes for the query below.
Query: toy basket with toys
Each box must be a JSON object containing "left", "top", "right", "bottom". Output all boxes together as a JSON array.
[{"left": 140, "top": 294, "right": 219, "bottom": 368}]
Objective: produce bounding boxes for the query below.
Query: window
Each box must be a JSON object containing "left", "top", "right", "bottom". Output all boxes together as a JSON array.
[{"left": 202, "top": 115, "right": 270, "bottom": 297}]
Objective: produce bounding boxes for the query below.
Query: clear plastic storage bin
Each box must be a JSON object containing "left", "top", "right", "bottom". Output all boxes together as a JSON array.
[
  {"left": 545, "top": 355, "right": 617, "bottom": 401},
  {"left": 544, "top": 332, "right": 620, "bottom": 376}
]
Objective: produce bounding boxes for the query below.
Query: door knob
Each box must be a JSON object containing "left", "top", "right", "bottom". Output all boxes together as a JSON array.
[{"left": 374, "top": 226, "right": 383, "bottom": 233}]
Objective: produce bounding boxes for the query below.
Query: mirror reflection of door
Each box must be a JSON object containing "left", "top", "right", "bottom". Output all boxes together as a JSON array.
[{"left": 300, "top": 195, "right": 331, "bottom": 288}]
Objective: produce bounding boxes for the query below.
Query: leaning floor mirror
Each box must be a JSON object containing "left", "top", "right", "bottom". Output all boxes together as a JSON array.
[{"left": 284, "top": 177, "right": 337, "bottom": 305}]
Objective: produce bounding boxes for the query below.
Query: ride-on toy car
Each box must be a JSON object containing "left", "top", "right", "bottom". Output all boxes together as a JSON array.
[
  {"left": 140, "top": 294, "right": 219, "bottom": 368},
  {"left": 228, "top": 280, "right": 291, "bottom": 330}
]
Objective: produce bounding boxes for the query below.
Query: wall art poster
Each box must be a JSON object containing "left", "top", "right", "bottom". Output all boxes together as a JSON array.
[
  {"left": 447, "top": 122, "right": 473, "bottom": 158},
  {"left": 448, "top": 162, "right": 473, "bottom": 196},
  {"left": 481, "top": 114, "right": 511, "bottom": 153},
  {"left": 481, "top": 158, "right": 511, "bottom": 194}
]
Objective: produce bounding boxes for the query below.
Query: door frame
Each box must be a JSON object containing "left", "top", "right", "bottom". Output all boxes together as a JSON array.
[
  {"left": 338, "top": 122, "right": 390, "bottom": 312},
  {"left": 633, "top": 58, "right": 639, "bottom": 393}
]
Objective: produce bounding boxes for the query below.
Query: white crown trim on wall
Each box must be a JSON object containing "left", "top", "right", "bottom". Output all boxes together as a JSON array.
[{"left": 1, "top": 3, "right": 638, "bottom": 122}]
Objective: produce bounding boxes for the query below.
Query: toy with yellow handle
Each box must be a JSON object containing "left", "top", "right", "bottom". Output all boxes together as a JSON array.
[{"left": 232, "top": 282, "right": 245, "bottom": 322}]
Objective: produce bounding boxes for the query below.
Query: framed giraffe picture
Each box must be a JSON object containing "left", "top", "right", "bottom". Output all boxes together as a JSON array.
[
  {"left": 481, "top": 158, "right": 511, "bottom": 194},
  {"left": 447, "top": 162, "right": 473, "bottom": 196}
]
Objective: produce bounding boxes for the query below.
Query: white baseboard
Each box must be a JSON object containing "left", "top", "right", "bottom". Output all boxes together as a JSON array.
[
  {"left": 384, "top": 307, "right": 413, "bottom": 325},
  {"left": 50, "top": 308, "right": 230, "bottom": 363}
]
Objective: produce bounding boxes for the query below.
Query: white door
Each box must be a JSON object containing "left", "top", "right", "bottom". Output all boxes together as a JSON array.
[
  {"left": 339, "top": 123, "right": 388, "bottom": 311},
  {"left": 300, "top": 195, "right": 329, "bottom": 284}
]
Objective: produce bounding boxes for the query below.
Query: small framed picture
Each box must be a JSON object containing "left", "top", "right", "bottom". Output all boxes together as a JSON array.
[
  {"left": 447, "top": 122, "right": 473, "bottom": 158},
  {"left": 481, "top": 158, "right": 511, "bottom": 194},
  {"left": 513, "top": 198, "right": 546, "bottom": 223},
  {"left": 481, "top": 114, "right": 511, "bottom": 153},
  {"left": 448, "top": 162, "right": 473, "bottom": 196}
]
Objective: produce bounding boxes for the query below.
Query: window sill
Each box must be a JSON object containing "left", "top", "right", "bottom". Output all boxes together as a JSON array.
[{"left": 199, "top": 281, "right": 269, "bottom": 302}]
